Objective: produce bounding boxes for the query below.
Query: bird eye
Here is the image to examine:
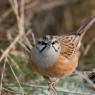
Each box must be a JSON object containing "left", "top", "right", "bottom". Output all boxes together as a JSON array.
[
  {"left": 37, "top": 41, "right": 47, "bottom": 45},
  {"left": 37, "top": 41, "right": 42, "bottom": 44}
]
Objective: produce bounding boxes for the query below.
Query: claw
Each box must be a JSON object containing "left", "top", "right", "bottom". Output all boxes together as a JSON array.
[{"left": 48, "top": 80, "right": 60, "bottom": 95}]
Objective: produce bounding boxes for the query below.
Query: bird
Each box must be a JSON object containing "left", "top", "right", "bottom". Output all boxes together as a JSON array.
[{"left": 28, "top": 16, "right": 95, "bottom": 95}]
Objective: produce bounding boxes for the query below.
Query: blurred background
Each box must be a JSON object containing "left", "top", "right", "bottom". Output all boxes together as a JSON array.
[{"left": 0, "top": 0, "right": 95, "bottom": 95}]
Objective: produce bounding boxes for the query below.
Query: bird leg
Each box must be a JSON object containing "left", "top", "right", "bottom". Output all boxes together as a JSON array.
[{"left": 44, "top": 76, "right": 60, "bottom": 95}]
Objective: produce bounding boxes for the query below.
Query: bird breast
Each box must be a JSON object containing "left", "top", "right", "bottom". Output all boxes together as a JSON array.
[{"left": 31, "top": 46, "right": 61, "bottom": 68}]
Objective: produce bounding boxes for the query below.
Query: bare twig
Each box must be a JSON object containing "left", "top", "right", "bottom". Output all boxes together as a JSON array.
[{"left": 30, "top": 30, "right": 36, "bottom": 46}]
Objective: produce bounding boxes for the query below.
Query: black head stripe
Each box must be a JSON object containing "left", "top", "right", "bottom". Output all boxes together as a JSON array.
[
  {"left": 36, "top": 35, "right": 59, "bottom": 53},
  {"left": 42, "top": 41, "right": 47, "bottom": 45},
  {"left": 37, "top": 41, "right": 47, "bottom": 45},
  {"left": 51, "top": 40, "right": 59, "bottom": 52},
  {"left": 52, "top": 45, "right": 58, "bottom": 52},
  {"left": 36, "top": 43, "right": 47, "bottom": 53},
  {"left": 37, "top": 41, "right": 42, "bottom": 44},
  {"left": 40, "top": 45, "right": 47, "bottom": 53}
]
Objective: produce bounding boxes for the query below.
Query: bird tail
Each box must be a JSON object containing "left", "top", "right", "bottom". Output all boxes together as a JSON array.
[{"left": 76, "top": 16, "right": 95, "bottom": 40}]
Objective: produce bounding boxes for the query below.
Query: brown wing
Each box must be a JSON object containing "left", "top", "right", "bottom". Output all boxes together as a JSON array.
[{"left": 55, "top": 35, "right": 79, "bottom": 59}]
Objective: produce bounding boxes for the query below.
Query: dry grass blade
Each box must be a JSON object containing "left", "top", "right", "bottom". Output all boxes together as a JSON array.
[
  {"left": 31, "top": 31, "right": 36, "bottom": 46},
  {"left": 83, "top": 37, "right": 95, "bottom": 56},
  {"left": 0, "top": 8, "right": 12, "bottom": 23},
  {"left": 8, "top": 62, "right": 25, "bottom": 95},
  {"left": 76, "top": 70, "right": 95, "bottom": 89},
  {"left": 8, "top": 0, "right": 20, "bottom": 22},
  {"left": 20, "top": 0, "right": 25, "bottom": 34},
  {"left": 9, "top": 0, "right": 25, "bottom": 34},
  {"left": 0, "top": 0, "right": 26, "bottom": 62},
  {"left": 0, "top": 28, "right": 33, "bottom": 64},
  {"left": 26, "top": 0, "right": 79, "bottom": 12},
  {"left": 7, "top": 55, "right": 21, "bottom": 70},
  {"left": 23, "top": 83, "right": 95, "bottom": 95},
  {"left": 0, "top": 58, "right": 7, "bottom": 95},
  {"left": 23, "top": 35, "right": 33, "bottom": 50},
  {"left": 0, "top": 33, "right": 24, "bottom": 62},
  {"left": 2, "top": 87, "right": 15, "bottom": 94},
  {"left": 20, "top": 30, "right": 33, "bottom": 51},
  {"left": 18, "top": 40, "right": 30, "bottom": 52},
  {"left": 0, "top": 51, "right": 25, "bottom": 95}
]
